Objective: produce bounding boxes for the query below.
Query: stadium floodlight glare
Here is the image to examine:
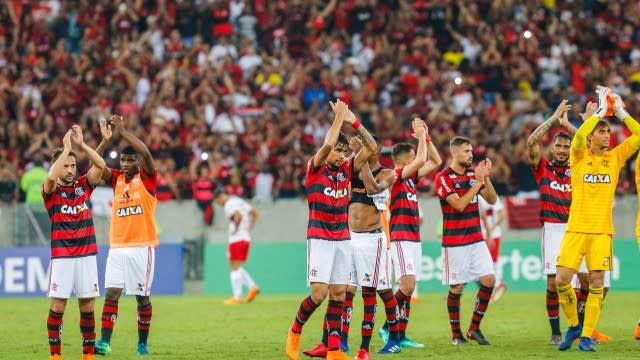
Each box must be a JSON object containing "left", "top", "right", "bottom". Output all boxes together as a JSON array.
[
  {"left": 454, "top": 77, "right": 462, "bottom": 85},
  {"left": 524, "top": 30, "right": 532, "bottom": 39},
  {"left": 201, "top": 152, "right": 209, "bottom": 161},
  {"left": 109, "top": 151, "right": 117, "bottom": 159}
]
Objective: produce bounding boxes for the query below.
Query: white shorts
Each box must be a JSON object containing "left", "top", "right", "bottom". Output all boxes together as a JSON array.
[
  {"left": 442, "top": 241, "right": 495, "bottom": 285},
  {"left": 351, "top": 231, "right": 391, "bottom": 290},
  {"left": 542, "top": 222, "right": 568, "bottom": 275},
  {"left": 571, "top": 267, "right": 612, "bottom": 288},
  {"left": 104, "top": 246, "right": 155, "bottom": 296},
  {"left": 390, "top": 241, "right": 421, "bottom": 281},
  {"left": 48, "top": 255, "right": 99, "bottom": 299},
  {"left": 307, "top": 239, "right": 353, "bottom": 285}
]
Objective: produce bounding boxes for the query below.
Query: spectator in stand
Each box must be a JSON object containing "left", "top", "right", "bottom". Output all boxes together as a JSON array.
[{"left": 190, "top": 154, "right": 217, "bottom": 226}]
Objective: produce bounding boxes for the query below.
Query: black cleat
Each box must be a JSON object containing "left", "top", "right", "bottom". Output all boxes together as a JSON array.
[
  {"left": 467, "top": 330, "right": 491, "bottom": 345},
  {"left": 452, "top": 336, "right": 469, "bottom": 345}
]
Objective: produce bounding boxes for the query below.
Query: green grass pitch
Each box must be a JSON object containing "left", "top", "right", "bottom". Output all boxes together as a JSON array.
[{"left": 1, "top": 292, "right": 639, "bottom": 359}]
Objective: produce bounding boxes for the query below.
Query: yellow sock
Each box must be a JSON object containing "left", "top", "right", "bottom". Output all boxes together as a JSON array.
[
  {"left": 582, "top": 287, "right": 604, "bottom": 338},
  {"left": 557, "top": 283, "right": 579, "bottom": 327}
]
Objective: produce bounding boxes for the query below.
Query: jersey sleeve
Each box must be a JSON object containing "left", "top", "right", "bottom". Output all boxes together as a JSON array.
[
  {"left": 306, "top": 156, "right": 323, "bottom": 176},
  {"left": 141, "top": 168, "right": 157, "bottom": 194},
  {"left": 78, "top": 175, "right": 94, "bottom": 197},
  {"left": 110, "top": 169, "right": 121, "bottom": 189},
  {"left": 531, "top": 157, "right": 548, "bottom": 184},
  {"left": 570, "top": 145, "right": 588, "bottom": 166},
  {"left": 435, "top": 173, "right": 455, "bottom": 200},
  {"left": 614, "top": 135, "right": 640, "bottom": 167}
]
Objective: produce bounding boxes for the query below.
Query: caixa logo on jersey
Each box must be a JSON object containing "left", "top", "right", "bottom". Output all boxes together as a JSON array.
[
  {"left": 583, "top": 174, "right": 611, "bottom": 184},
  {"left": 61, "top": 203, "right": 89, "bottom": 214},
  {"left": 550, "top": 181, "right": 571, "bottom": 192},
  {"left": 323, "top": 187, "right": 348, "bottom": 199},
  {"left": 406, "top": 192, "right": 418, "bottom": 202},
  {"left": 116, "top": 205, "right": 143, "bottom": 217}
]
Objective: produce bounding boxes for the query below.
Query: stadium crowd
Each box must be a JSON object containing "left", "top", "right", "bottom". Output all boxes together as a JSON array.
[{"left": 2, "top": 0, "right": 640, "bottom": 207}]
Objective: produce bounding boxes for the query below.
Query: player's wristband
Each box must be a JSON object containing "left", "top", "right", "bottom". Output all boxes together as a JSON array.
[
  {"left": 352, "top": 120, "right": 361, "bottom": 129},
  {"left": 425, "top": 135, "right": 432, "bottom": 143}
]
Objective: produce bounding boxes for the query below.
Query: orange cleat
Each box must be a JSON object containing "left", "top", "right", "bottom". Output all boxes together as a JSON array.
[
  {"left": 410, "top": 295, "right": 419, "bottom": 304},
  {"left": 223, "top": 297, "right": 242, "bottom": 305},
  {"left": 50, "top": 355, "right": 62, "bottom": 360},
  {"left": 82, "top": 354, "right": 95, "bottom": 360},
  {"left": 592, "top": 329, "right": 611, "bottom": 343},
  {"left": 286, "top": 328, "right": 301, "bottom": 360},
  {"left": 326, "top": 349, "right": 352, "bottom": 360},
  {"left": 634, "top": 323, "right": 640, "bottom": 340},
  {"left": 246, "top": 287, "right": 260, "bottom": 302},
  {"left": 303, "top": 343, "right": 328, "bottom": 358}
]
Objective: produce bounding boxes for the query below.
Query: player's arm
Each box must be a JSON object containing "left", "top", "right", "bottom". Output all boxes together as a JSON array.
[
  {"left": 43, "top": 130, "right": 73, "bottom": 194},
  {"left": 401, "top": 119, "right": 427, "bottom": 179},
  {"left": 478, "top": 159, "right": 498, "bottom": 205},
  {"left": 111, "top": 114, "right": 155, "bottom": 175},
  {"left": 97, "top": 119, "right": 114, "bottom": 183},
  {"left": 348, "top": 109, "right": 377, "bottom": 173},
  {"left": 526, "top": 99, "right": 569, "bottom": 168},
  {"left": 231, "top": 210, "right": 242, "bottom": 235},
  {"left": 360, "top": 164, "right": 395, "bottom": 194},
  {"left": 313, "top": 100, "right": 348, "bottom": 169},
  {"left": 557, "top": 111, "right": 578, "bottom": 134},
  {"left": 443, "top": 183, "right": 483, "bottom": 213},
  {"left": 249, "top": 207, "right": 259, "bottom": 231},
  {"left": 573, "top": 88, "right": 610, "bottom": 150},
  {"left": 418, "top": 136, "right": 443, "bottom": 178},
  {"left": 70, "top": 125, "right": 106, "bottom": 187}
]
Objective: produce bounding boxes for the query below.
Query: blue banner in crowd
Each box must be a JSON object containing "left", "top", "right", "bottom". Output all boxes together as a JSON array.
[{"left": 0, "top": 244, "right": 183, "bottom": 297}]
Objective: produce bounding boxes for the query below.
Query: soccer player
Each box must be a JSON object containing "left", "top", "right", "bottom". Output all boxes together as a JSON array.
[
  {"left": 555, "top": 87, "right": 640, "bottom": 352},
  {"left": 379, "top": 119, "right": 442, "bottom": 349},
  {"left": 436, "top": 136, "right": 498, "bottom": 345},
  {"left": 526, "top": 100, "right": 576, "bottom": 344},
  {"left": 94, "top": 115, "right": 159, "bottom": 356},
  {"left": 285, "top": 99, "right": 377, "bottom": 360},
  {"left": 43, "top": 126, "right": 106, "bottom": 360},
  {"left": 213, "top": 186, "right": 260, "bottom": 305},
  {"left": 635, "top": 152, "right": 640, "bottom": 340},
  {"left": 478, "top": 194, "right": 507, "bottom": 302}
]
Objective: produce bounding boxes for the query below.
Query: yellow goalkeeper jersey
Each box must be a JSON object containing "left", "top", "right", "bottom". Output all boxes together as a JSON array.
[{"left": 567, "top": 137, "right": 640, "bottom": 234}]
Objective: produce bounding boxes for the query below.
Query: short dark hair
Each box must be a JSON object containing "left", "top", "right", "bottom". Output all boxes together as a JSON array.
[
  {"left": 449, "top": 136, "right": 471, "bottom": 149},
  {"left": 392, "top": 142, "right": 414, "bottom": 161},
  {"left": 121, "top": 145, "right": 137, "bottom": 156},
  {"left": 336, "top": 132, "right": 348, "bottom": 147},
  {"left": 553, "top": 132, "right": 572, "bottom": 142},
  {"left": 52, "top": 148, "right": 77, "bottom": 163}
]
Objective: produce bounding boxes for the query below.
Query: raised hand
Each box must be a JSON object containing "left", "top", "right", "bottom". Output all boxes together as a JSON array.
[
  {"left": 610, "top": 92, "right": 629, "bottom": 119},
  {"left": 344, "top": 108, "right": 357, "bottom": 124},
  {"left": 110, "top": 114, "right": 125, "bottom": 131},
  {"left": 100, "top": 118, "right": 113, "bottom": 141},
  {"left": 412, "top": 118, "right": 427, "bottom": 139},
  {"left": 70, "top": 125, "right": 84, "bottom": 146},
  {"left": 552, "top": 99, "right": 571, "bottom": 120},
  {"left": 580, "top": 101, "right": 598, "bottom": 121},
  {"left": 475, "top": 160, "right": 490, "bottom": 182},
  {"left": 62, "top": 129, "right": 72, "bottom": 150},
  {"left": 349, "top": 136, "right": 363, "bottom": 153},
  {"left": 594, "top": 85, "right": 611, "bottom": 117},
  {"left": 558, "top": 111, "right": 572, "bottom": 127}
]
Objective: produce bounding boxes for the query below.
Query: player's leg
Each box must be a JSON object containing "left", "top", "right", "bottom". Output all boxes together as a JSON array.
[
  {"left": 575, "top": 264, "right": 590, "bottom": 326},
  {"left": 129, "top": 246, "right": 155, "bottom": 355},
  {"left": 325, "top": 240, "right": 354, "bottom": 359},
  {"left": 375, "top": 234, "right": 401, "bottom": 355},
  {"left": 287, "top": 239, "right": 333, "bottom": 360},
  {"left": 78, "top": 298, "right": 96, "bottom": 358},
  {"left": 237, "top": 241, "right": 260, "bottom": 302},
  {"left": 339, "top": 286, "right": 355, "bottom": 352},
  {"left": 226, "top": 258, "right": 244, "bottom": 304},
  {"left": 466, "top": 241, "right": 495, "bottom": 345},
  {"left": 47, "top": 257, "right": 73, "bottom": 358},
  {"left": 542, "top": 222, "right": 565, "bottom": 344},
  {"left": 441, "top": 246, "right": 466, "bottom": 344},
  {"left": 591, "top": 271, "right": 611, "bottom": 343},
  {"left": 555, "top": 231, "right": 584, "bottom": 351},
  {"left": 490, "top": 237, "right": 506, "bottom": 303},
  {"left": 391, "top": 241, "right": 422, "bottom": 349},
  {"left": 76, "top": 255, "right": 100, "bottom": 358},
  {"left": 96, "top": 249, "right": 125, "bottom": 355},
  {"left": 578, "top": 234, "right": 611, "bottom": 352}
]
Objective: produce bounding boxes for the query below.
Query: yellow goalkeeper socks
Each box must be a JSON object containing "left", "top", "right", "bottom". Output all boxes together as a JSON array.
[
  {"left": 582, "top": 287, "right": 604, "bottom": 338},
  {"left": 557, "top": 283, "right": 580, "bottom": 327}
]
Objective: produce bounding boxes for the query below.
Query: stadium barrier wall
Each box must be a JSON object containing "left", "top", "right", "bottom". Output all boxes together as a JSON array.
[
  {"left": 203, "top": 240, "right": 640, "bottom": 294},
  {"left": 0, "top": 244, "right": 183, "bottom": 297}
]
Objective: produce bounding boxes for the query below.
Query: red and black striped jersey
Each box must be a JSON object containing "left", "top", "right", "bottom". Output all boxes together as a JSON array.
[
  {"left": 305, "top": 156, "right": 353, "bottom": 241},
  {"left": 42, "top": 175, "right": 97, "bottom": 258},
  {"left": 532, "top": 157, "right": 571, "bottom": 224},
  {"left": 435, "top": 167, "right": 484, "bottom": 247},
  {"left": 389, "top": 168, "right": 420, "bottom": 242}
]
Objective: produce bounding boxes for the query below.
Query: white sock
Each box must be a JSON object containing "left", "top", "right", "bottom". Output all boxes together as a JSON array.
[
  {"left": 239, "top": 267, "right": 257, "bottom": 289},
  {"left": 230, "top": 270, "right": 243, "bottom": 299}
]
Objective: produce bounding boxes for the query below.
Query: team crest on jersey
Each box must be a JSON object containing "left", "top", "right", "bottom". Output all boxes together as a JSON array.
[
  {"left": 74, "top": 187, "right": 85, "bottom": 196},
  {"left": 407, "top": 179, "right": 415, "bottom": 187},
  {"left": 469, "top": 179, "right": 477, "bottom": 186},
  {"left": 336, "top": 172, "right": 345, "bottom": 181},
  {"left": 601, "top": 160, "right": 610, "bottom": 168},
  {"left": 565, "top": 169, "right": 571, "bottom": 176},
  {"left": 583, "top": 174, "right": 611, "bottom": 184},
  {"left": 455, "top": 183, "right": 461, "bottom": 189}
]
